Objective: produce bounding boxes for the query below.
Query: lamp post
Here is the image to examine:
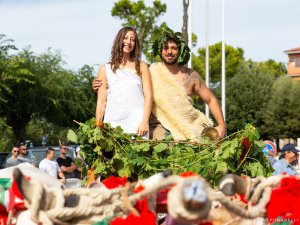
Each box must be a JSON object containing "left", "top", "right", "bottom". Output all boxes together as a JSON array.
[
  {"left": 188, "top": 0, "right": 192, "bottom": 68},
  {"left": 221, "top": 0, "right": 226, "bottom": 120},
  {"left": 205, "top": 0, "right": 210, "bottom": 117}
]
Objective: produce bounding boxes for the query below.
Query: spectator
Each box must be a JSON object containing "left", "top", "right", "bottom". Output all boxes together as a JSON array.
[
  {"left": 56, "top": 144, "right": 77, "bottom": 179},
  {"left": 4, "top": 147, "right": 22, "bottom": 168},
  {"left": 17, "top": 144, "right": 32, "bottom": 164},
  {"left": 39, "top": 148, "right": 65, "bottom": 183},
  {"left": 272, "top": 143, "right": 299, "bottom": 175}
]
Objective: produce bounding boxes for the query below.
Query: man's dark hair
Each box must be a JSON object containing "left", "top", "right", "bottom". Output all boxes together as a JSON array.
[{"left": 46, "top": 148, "right": 55, "bottom": 156}]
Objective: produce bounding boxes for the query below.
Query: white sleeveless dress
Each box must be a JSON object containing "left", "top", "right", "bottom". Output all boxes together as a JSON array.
[{"left": 103, "top": 64, "right": 149, "bottom": 139}]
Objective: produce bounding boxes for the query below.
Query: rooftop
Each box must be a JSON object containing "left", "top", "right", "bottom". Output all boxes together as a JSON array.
[{"left": 284, "top": 47, "right": 300, "bottom": 54}]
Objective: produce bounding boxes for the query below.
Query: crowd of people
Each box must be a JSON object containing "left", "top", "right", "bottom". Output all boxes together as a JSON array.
[{"left": 3, "top": 144, "right": 82, "bottom": 184}]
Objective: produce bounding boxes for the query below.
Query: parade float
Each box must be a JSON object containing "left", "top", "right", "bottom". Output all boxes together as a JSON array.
[{"left": 1, "top": 120, "right": 299, "bottom": 225}]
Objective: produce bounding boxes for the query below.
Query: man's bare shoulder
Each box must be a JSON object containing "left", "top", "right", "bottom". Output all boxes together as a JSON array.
[{"left": 181, "top": 66, "right": 202, "bottom": 80}]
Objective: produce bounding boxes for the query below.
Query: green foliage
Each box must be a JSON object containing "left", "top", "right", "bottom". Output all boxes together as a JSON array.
[
  {"left": 68, "top": 120, "right": 273, "bottom": 187},
  {"left": 151, "top": 24, "right": 190, "bottom": 65},
  {"left": 0, "top": 35, "right": 33, "bottom": 105},
  {"left": 111, "top": 0, "right": 167, "bottom": 62},
  {"left": 264, "top": 77, "right": 300, "bottom": 139},
  {"left": 226, "top": 60, "right": 274, "bottom": 137},
  {"left": 0, "top": 35, "right": 97, "bottom": 144},
  {"left": 193, "top": 42, "right": 245, "bottom": 82},
  {"left": 257, "top": 59, "right": 287, "bottom": 79},
  {"left": 0, "top": 118, "right": 14, "bottom": 152}
]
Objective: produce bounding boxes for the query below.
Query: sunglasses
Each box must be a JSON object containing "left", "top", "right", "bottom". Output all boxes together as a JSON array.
[
  {"left": 62, "top": 147, "right": 68, "bottom": 150},
  {"left": 14, "top": 151, "right": 20, "bottom": 153}
]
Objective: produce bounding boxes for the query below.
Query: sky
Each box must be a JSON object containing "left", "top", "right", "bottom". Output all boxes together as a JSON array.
[{"left": 1, "top": 0, "right": 300, "bottom": 71}]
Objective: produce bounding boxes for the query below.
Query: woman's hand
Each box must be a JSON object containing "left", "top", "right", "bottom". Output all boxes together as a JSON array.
[{"left": 136, "top": 122, "right": 148, "bottom": 137}]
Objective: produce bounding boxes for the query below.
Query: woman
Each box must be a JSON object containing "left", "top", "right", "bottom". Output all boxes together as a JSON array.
[{"left": 95, "top": 27, "right": 152, "bottom": 138}]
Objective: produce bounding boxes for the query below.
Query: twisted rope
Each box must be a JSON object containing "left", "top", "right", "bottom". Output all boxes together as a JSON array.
[{"left": 23, "top": 174, "right": 285, "bottom": 224}]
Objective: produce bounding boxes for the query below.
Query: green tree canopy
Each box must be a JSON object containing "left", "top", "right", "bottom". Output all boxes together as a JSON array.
[
  {"left": 226, "top": 60, "right": 274, "bottom": 136},
  {"left": 192, "top": 42, "right": 245, "bottom": 82},
  {"left": 0, "top": 42, "right": 97, "bottom": 144},
  {"left": 263, "top": 77, "right": 300, "bottom": 139}
]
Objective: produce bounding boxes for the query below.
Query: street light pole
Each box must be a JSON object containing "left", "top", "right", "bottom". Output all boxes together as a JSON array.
[
  {"left": 205, "top": 0, "right": 210, "bottom": 118},
  {"left": 221, "top": 0, "right": 226, "bottom": 120},
  {"left": 188, "top": 0, "right": 192, "bottom": 68}
]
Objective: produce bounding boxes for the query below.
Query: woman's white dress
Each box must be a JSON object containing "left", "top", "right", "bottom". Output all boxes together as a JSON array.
[{"left": 103, "top": 64, "right": 149, "bottom": 139}]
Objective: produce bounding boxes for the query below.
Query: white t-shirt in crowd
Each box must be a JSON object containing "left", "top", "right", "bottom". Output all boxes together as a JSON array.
[{"left": 39, "top": 158, "right": 61, "bottom": 178}]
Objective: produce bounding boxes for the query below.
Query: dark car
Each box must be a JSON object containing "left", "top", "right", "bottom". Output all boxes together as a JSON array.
[{"left": 0, "top": 152, "right": 10, "bottom": 169}]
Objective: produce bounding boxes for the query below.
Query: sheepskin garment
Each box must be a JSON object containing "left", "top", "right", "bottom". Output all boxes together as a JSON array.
[{"left": 149, "top": 62, "right": 213, "bottom": 140}]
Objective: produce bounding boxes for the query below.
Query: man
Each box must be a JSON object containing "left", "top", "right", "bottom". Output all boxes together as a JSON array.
[
  {"left": 39, "top": 148, "right": 65, "bottom": 183},
  {"left": 272, "top": 143, "right": 299, "bottom": 175},
  {"left": 4, "top": 146, "right": 23, "bottom": 168},
  {"left": 56, "top": 144, "right": 77, "bottom": 179},
  {"left": 17, "top": 144, "right": 32, "bottom": 164},
  {"left": 93, "top": 25, "right": 226, "bottom": 141}
]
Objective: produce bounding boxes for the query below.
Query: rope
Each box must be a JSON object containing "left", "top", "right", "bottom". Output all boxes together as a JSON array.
[{"left": 21, "top": 174, "right": 286, "bottom": 224}]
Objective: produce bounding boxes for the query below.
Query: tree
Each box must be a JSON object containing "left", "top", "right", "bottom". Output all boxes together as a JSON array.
[
  {"left": 257, "top": 59, "right": 287, "bottom": 79},
  {"left": 193, "top": 42, "right": 245, "bottom": 82},
  {"left": 226, "top": 60, "right": 274, "bottom": 135},
  {"left": 111, "top": 0, "right": 166, "bottom": 61},
  {"left": 182, "top": 0, "right": 190, "bottom": 43},
  {"left": 0, "top": 44, "right": 97, "bottom": 143},
  {"left": 263, "top": 77, "right": 300, "bottom": 139},
  {"left": 0, "top": 34, "right": 33, "bottom": 105}
]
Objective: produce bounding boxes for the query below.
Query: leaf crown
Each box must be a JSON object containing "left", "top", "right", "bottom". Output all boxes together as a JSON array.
[{"left": 151, "top": 24, "right": 190, "bottom": 65}]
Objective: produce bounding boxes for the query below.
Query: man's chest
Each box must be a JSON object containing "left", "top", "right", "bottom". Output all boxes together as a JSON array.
[{"left": 173, "top": 73, "right": 195, "bottom": 96}]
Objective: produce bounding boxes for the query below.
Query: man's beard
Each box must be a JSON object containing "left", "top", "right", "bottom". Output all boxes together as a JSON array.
[{"left": 162, "top": 54, "right": 179, "bottom": 65}]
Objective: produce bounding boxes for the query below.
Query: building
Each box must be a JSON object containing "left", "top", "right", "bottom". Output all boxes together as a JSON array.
[{"left": 284, "top": 47, "right": 300, "bottom": 81}]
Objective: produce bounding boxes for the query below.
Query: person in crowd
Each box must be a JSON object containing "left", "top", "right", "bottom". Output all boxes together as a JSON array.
[
  {"left": 272, "top": 143, "right": 299, "bottom": 175},
  {"left": 17, "top": 144, "right": 32, "bottom": 164},
  {"left": 93, "top": 25, "right": 225, "bottom": 141},
  {"left": 56, "top": 144, "right": 77, "bottom": 179},
  {"left": 4, "top": 146, "right": 22, "bottom": 168},
  {"left": 95, "top": 26, "right": 152, "bottom": 138},
  {"left": 39, "top": 148, "right": 65, "bottom": 183}
]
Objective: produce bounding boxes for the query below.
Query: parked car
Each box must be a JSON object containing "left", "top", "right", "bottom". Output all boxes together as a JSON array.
[{"left": 0, "top": 152, "right": 10, "bottom": 169}]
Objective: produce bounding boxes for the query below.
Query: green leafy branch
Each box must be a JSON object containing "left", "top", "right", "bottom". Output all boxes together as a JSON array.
[{"left": 68, "top": 119, "right": 273, "bottom": 187}]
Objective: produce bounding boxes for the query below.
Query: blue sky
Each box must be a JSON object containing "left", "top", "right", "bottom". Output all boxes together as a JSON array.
[{"left": 1, "top": 0, "right": 299, "bottom": 71}]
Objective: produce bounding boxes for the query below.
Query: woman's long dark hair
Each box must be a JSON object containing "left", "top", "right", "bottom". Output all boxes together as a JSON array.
[{"left": 110, "top": 27, "right": 141, "bottom": 75}]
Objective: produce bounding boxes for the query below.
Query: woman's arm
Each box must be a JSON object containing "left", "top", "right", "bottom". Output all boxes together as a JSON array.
[
  {"left": 136, "top": 61, "right": 153, "bottom": 137},
  {"left": 95, "top": 65, "right": 108, "bottom": 125}
]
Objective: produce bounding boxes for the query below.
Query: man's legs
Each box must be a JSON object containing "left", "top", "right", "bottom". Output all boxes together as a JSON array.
[{"left": 149, "top": 114, "right": 169, "bottom": 140}]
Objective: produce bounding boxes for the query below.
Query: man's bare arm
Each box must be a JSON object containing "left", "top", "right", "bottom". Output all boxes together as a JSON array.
[{"left": 193, "top": 72, "right": 227, "bottom": 138}]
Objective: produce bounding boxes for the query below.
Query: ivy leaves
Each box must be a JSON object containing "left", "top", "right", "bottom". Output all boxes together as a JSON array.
[{"left": 68, "top": 119, "right": 273, "bottom": 186}]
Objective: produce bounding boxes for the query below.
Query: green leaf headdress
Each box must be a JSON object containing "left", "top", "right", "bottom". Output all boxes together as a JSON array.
[{"left": 151, "top": 24, "right": 190, "bottom": 65}]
